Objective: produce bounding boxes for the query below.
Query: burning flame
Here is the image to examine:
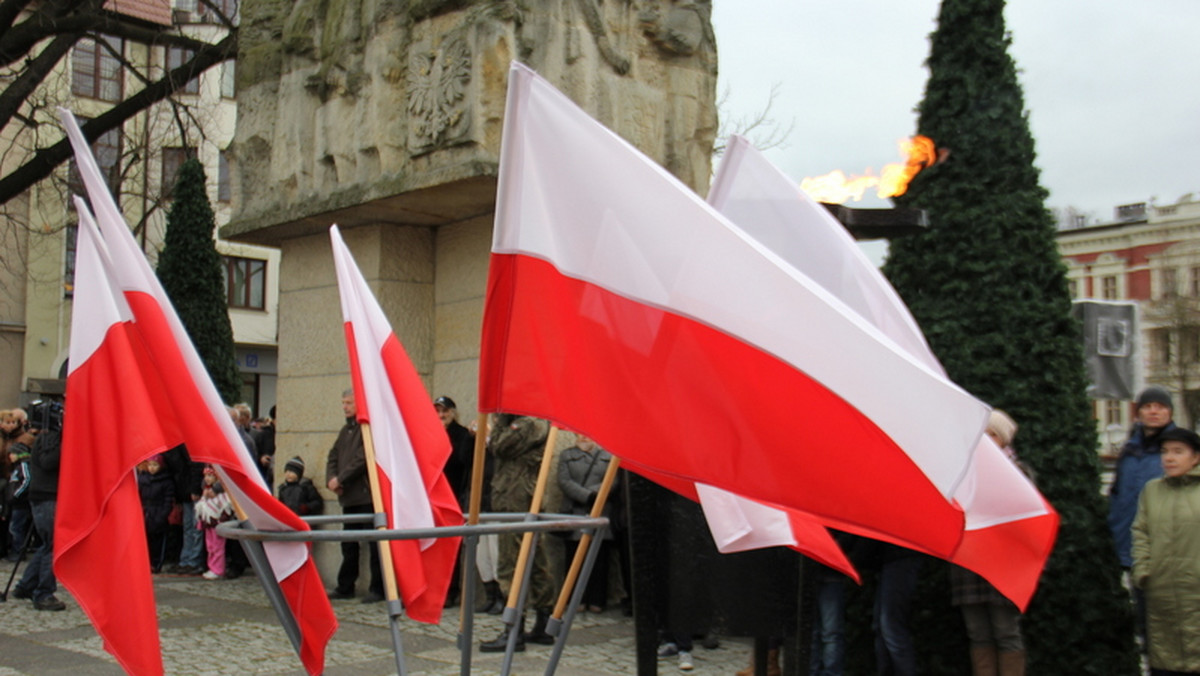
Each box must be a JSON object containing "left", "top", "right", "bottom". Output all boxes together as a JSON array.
[{"left": 800, "top": 136, "right": 941, "bottom": 204}]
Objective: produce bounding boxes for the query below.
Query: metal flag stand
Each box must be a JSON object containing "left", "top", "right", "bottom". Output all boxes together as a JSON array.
[{"left": 220, "top": 510, "right": 610, "bottom": 676}]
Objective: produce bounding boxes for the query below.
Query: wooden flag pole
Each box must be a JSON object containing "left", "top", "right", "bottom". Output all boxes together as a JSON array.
[
  {"left": 360, "top": 421, "right": 409, "bottom": 676},
  {"left": 551, "top": 456, "right": 621, "bottom": 620},
  {"left": 504, "top": 425, "right": 559, "bottom": 610},
  {"left": 467, "top": 412, "right": 489, "bottom": 527},
  {"left": 360, "top": 421, "right": 402, "bottom": 604}
]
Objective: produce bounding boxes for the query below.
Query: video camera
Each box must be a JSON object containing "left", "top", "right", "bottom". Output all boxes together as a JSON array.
[{"left": 27, "top": 399, "right": 64, "bottom": 433}]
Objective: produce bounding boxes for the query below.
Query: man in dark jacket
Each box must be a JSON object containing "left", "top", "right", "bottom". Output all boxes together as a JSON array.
[
  {"left": 1109, "top": 385, "right": 1176, "bottom": 648},
  {"left": 12, "top": 403, "right": 65, "bottom": 611},
  {"left": 325, "top": 390, "right": 383, "bottom": 603}
]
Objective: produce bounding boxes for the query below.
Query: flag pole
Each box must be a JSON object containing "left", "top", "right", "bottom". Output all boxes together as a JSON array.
[
  {"left": 360, "top": 421, "right": 409, "bottom": 676},
  {"left": 550, "top": 456, "right": 621, "bottom": 622},
  {"left": 457, "top": 412, "right": 490, "bottom": 670},
  {"left": 502, "top": 425, "right": 559, "bottom": 612},
  {"left": 221, "top": 488, "right": 304, "bottom": 660},
  {"left": 466, "top": 413, "right": 489, "bottom": 527}
]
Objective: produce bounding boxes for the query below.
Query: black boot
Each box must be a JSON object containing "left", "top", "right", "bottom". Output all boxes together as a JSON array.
[
  {"left": 480, "top": 581, "right": 504, "bottom": 615},
  {"left": 523, "top": 608, "right": 555, "bottom": 645},
  {"left": 480, "top": 617, "right": 525, "bottom": 653}
]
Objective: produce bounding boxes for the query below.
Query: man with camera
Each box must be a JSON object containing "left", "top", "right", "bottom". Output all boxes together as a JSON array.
[{"left": 11, "top": 399, "right": 66, "bottom": 611}]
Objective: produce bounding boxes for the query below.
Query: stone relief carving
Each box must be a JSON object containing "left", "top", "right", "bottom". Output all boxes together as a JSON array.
[
  {"left": 407, "top": 36, "right": 474, "bottom": 155},
  {"left": 639, "top": 0, "right": 713, "bottom": 58}
]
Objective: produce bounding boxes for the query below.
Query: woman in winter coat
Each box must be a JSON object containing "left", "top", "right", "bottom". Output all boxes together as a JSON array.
[
  {"left": 557, "top": 434, "right": 616, "bottom": 613},
  {"left": 1132, "top": 426, "right": 1200, "bottom": 675}
]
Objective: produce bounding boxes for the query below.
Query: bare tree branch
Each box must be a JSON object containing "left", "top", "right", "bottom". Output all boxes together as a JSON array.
[
  {"left": 0, "top": 2, "right": 217, "bottom": 69},
  {"left": 0, "top": 32, "right": 77, "bottom": 134},
  {"left": 0, "top": 30, "right": 236, "bottom": 205},
  {"left": 0, "top": 0, "right": 41, "bottom": 36}
]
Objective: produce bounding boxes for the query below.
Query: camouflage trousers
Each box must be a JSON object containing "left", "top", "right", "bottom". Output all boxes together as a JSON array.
[{"left": 496, "top": 529, "right": 558, "bottom": 612}]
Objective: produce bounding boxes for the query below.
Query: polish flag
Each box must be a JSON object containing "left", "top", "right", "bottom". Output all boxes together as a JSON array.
[
  {"left": 57, "top": 110, "right": 336, "bottom": 676},
  {"left": 708, "top": 135, "right": 1057, "bottom": 609},
  {"left": 330, "top": 225, "right": 463, "bottom": 624},
  {"left": 479, "top": 62, "right": 989, "bottom": 562}
]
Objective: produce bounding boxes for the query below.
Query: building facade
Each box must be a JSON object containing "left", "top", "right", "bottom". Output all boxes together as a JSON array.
[
  {"left": 0, "top": 0, "right": 281, "bottom": 417},
  {"left": 1058, "top": 194, "right": 1200, "bottom": 450}
]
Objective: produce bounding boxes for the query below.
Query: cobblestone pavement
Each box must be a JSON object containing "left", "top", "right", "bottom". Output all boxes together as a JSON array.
[{"left": 0, "top": 559, "right": 749, "bottom": 675}]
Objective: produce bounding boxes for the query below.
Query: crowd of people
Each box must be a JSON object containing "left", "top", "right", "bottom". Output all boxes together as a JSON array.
[{"left": 4, "top": 383, "right": 1199, "bottom": 675}]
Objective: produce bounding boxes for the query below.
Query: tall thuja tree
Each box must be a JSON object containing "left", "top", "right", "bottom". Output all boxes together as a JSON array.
[
  {"left": 156, "top": 158, "right": 241, "bottom": 404},
  {"left": 881, "top": 0, "right": 1138, "bottom": 673}
]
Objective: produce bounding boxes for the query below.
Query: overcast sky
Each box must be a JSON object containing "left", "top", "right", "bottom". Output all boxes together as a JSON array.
[{"left": 712, "top": 1, "right": 1200, "bottom": 226}]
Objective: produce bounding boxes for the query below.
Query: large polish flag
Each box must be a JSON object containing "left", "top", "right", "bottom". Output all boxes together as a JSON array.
[
  {"left": 708, "top": 135, "right": 1058, "bottom": 609},
  {"left": 479, "top": 62, "right": 989, "bottom": 560},
  {"left": 57, "top": 110, "right": 336, "bottom": 676},
  {"left": 330, "top": 225, "right": 463, "bottom": 624}
]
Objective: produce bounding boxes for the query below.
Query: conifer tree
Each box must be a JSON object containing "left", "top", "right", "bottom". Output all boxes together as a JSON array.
[
  {"left": 156, "top": 158, "right": 241, "bottom": 404},
  {"left": 880, "top": 0, "right": 1138, "bottom": 672}
]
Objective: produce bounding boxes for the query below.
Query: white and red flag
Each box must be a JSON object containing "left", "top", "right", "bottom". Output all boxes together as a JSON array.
[
  {"left": 57, "top": 110, "right": 336, "bottom": 676},
  {"left": 480, "top": 62, "right": 991, "bottom": 563},
  {"left": 329, "top": 225, "right": 463, "bottom": 624},
  {"left": 708, "top": 135, "right": 1057, "bottom": 609}
]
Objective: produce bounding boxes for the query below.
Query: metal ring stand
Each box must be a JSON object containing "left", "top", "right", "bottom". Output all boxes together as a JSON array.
[{"left": 219, "top": 512, "right": 610, "bottom": 676}]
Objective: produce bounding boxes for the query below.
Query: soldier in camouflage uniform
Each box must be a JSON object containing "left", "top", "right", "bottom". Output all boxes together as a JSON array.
[{"left": 480, "top": 414, "right": 559, "bottom": 652}]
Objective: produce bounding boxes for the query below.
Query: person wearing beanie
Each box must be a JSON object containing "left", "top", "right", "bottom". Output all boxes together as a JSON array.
[
  {"left": 1132, "top": 426, "right": 1200, "bottom": 674},
  {"left": 1110, "top": 385, "right": 1177, "bottom": 649},
  {"left": 278, "top": 456, "right": 323, "bottom": 517}
]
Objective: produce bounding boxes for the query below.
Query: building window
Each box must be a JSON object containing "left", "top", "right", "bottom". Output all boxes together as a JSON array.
[
  {"left": 1184, "top": 328, "right": 1200, "bottom": 365},
  {"left": 161, "top": 146, "right": 196, "bottom": 197},
  {"left": 211, "top": 0, "right": 238, "bottom": 22},
  {"left": 1162, "top": 267, "right": 1178, "bottom": 299},
  {"left": 64, "top": 223, "right": 78, "bottom": 296},
  {"left": 68, "top": 126, "right": 123, "bottom": 199},
  {"left": 1101, "top": 275, "right": 1119, "bottom": 300},
  {"left": 72, "top": 36, "right": 123, "bottom": 101},
  {"left": 1190, "top": 267, "right": 1200, "bottom": 297},
  {"left": 1105, "top": 399, "right": 1122, "bottom": 427},
  {"left": 224, "top": 256, "right": 266, "bottom": 309},
  {"left": 166, "top": 45, "right": 200, "bottom": 94},
  {"left": 218, "top": 150, "right": 231, "bottom": 202},
  {"left": 221, "top": 59, "right": 236, "bottom": 98},
  {"left": 1067, "top": 278, "right": 1078, "bottom": 298},
  {"left": 1153, "top": 329, "right": 1173, "bottom": 366}
]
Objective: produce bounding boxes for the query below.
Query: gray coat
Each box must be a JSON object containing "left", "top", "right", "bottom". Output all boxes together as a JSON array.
[{"left": 557, "top": 446, "right": 616, "bottom": 541}]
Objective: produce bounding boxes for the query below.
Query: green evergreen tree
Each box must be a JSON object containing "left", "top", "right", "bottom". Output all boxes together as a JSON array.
[
  {"left": 879, "top": 0, "right": 1138, "bottom": 672},
  {"left": 156, "top": 158, "right": 241, "bottom": 404}
]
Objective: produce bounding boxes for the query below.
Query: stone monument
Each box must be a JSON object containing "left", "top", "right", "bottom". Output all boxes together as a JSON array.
[{"left": 222, "top": 0, "right": 718, "bottom": 580}]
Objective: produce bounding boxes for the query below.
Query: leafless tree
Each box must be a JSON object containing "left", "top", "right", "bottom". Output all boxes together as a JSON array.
[
  {"left": 713, "top": 82, "right": 794, "bottom": 159},
  {"left": 0, "top": 0, "right": 237, "bottom": 207}
]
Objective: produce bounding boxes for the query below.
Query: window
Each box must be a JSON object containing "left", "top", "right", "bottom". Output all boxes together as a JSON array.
[
  {"left": 1067, "top": 278, "right": 1078, "bottom": 298},
  {"left": 1190, "top": 267, "right": 1200, "bottom": 297},
  {"left": 218, "top": 150, "right": 232, "bottom": 202},
  {"left": 72, "top": 36, "right": 123, "bottom": 101},
  {"left": 221, "top": 59, "right": 236, "bottom": 98},
  {"left": 68, "top": 126, "right": 123, "bottom": 199},
  {"left": 1153, "top": 329, "right": 1173, "bottom": 366},
  {"left": 1105, "top": 399, "right": 1122, "bottom": 427},
  {"left": 1184, "top": 328, "right": 1200, "bottom": 365},
  {"left": 1101, "top": 275, "right": 1118, "bottom": 300},
  {"left": 64, "top": 223, "right": 78, "bottom": 296},
  {"left": 223, "top": 256, "right": 266, "bottom": 309},
  {"left": 161, "top": 146, "right": 196, "bottom": 197},
  {"left": 211, "top": 0, "right": 238, "bottom": 22},
  {"left": 166, "top": 45, "right": 200, "bottom": 94},
  {"left": 1161, "top": 267, "right": 1178, "bottom": 298}
]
